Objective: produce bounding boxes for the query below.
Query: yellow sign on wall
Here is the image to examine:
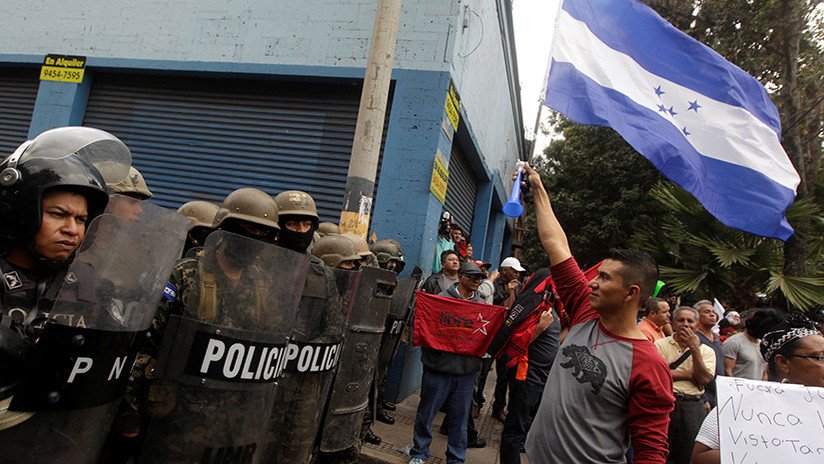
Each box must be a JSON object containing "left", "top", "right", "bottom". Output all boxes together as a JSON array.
[
  {"left": 444, "top": 82, "right": 461, "bottom": 131},
  {"left": 430, "top": 150, "right": 449, "bottom": 204},
  {"left": 40, "top": 54, "right": 86, "bottom": 84}
]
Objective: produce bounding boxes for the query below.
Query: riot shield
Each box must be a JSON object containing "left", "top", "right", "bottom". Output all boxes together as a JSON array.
[
  {"left": 0, "top": 201, "right": 188, "bottom": 464},
  {"left": 319, "top": 266, "right": 397, "bottom": 453},
  {"left": 260, "top": 264, "right": 354, "bottom": 464},
  {"left": 139, "top": 231, "right": 308, "bottom": 464},
  {"left": 375, "top": 275, "right": 420, "bottom": 400}
]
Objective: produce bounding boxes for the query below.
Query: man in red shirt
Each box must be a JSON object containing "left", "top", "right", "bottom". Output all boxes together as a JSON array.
[{"left": 522, "top": 163, "right": 674, "bottom": 464}]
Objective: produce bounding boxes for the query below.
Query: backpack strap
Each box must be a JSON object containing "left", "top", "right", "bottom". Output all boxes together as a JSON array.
[{"left": 198, "top": 270, "right": 218, "bottom": 323}]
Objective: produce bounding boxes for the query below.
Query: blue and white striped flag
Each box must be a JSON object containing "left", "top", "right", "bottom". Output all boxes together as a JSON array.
[{"left": 545, "top": 0, "right": 800, "bottom": 240}]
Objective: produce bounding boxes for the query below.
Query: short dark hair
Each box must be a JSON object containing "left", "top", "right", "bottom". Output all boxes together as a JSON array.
[
  {"left": 606, "top": 248, "right": 659, "bottom": 302},
  {"left": 440, "top": 249, "right": 459, "bottom": 263},
  {"left": 644, "top": 297, "right": 666, "bottom": 316},
  {"left": 745, "top": 307, "right": 783, "bottom": 339}
]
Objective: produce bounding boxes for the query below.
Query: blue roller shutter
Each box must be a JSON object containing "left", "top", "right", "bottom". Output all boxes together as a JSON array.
[
  {"left": 83, "top": 73, "right": 386, "bottom": 221},
  {"left": 0, "top": 68, "right": 39, "bottom": 156}
]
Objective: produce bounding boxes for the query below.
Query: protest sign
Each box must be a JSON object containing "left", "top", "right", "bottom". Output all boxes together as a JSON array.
[
  {"left": 716, "top": 375, "right": 824, "bottom": 463},
  {"left": 412, "top": 291, "right": 505, "bottom": 357}
]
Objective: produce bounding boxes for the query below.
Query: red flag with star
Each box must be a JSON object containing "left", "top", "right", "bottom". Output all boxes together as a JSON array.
[{"left": 413, "top": 291, "right": 507, "bottom": 356}]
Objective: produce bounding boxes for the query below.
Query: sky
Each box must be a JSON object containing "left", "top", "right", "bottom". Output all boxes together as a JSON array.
[{"left": 512, "top": 0, "right": 561, "bottom": 159}]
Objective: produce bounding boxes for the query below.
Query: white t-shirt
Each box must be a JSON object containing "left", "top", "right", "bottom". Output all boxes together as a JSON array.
[{"left": 695, "top": 407, "right": 719, "bottom": 449}]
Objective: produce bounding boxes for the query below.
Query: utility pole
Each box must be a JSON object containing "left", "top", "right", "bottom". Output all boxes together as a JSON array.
[{"left": 338, "top": 0, "right": 403, "bottom": 238}]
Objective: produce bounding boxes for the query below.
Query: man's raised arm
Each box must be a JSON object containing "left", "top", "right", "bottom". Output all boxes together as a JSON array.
[{"left": 522, "top": 163, "right": 572, "bottom": 267}]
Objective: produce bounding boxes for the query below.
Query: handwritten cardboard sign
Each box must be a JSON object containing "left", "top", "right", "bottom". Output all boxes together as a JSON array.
[{"left": 716, "top": 375, "right": 824, "bottom": 463}]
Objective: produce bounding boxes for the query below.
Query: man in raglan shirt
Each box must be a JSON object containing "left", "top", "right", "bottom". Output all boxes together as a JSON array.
[{"left": 521, "top": 162, "right": 675, "bottom": 464}]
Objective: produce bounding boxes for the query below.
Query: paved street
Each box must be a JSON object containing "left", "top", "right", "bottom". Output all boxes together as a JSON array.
[{"left": 358, "top": 368, "right": 529, "bottom": 464}]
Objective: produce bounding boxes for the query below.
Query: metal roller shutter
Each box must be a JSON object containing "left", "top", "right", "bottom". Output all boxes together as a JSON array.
[
  {"left": 83, "top": 73, "right": 385, "bottom": 221},
  {"left": 443, "top": 143, "right": 477, "bottom": 235},
  {"left": 0, "top": 68, "right": 39, "bottom": 156}
]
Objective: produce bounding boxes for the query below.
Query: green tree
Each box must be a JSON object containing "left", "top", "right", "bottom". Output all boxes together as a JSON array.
[
  {"left": 631, "top": 182, "right": 824, "bottom": 311},
  {"left": 648, "top": 0, "right": 824, "bottom": 278}
]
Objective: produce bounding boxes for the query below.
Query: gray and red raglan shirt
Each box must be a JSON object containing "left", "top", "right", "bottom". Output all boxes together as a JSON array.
[{"left": 525, "top": 257, "right": 674, "bottom": 464}]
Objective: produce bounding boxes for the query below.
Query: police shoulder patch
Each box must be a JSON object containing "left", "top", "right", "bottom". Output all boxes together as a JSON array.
[
  {"left": 163, "top": 282, "right": 177, "bottom": 301},
  {"left": 3, "top": 271, "right": 22, "bottom": 290}
]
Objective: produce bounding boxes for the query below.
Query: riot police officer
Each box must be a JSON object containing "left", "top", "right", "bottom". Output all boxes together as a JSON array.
[
  {"left": 312, "top": 235, "right": 362, "bottom": 270},
  {"left": 0, "top": 127, "right": 189, "bottom": 464},
  {"left": 274, "top": 190, "right": 319, "bottom": 254},
  {"left": 106, "top": 166, "right": 153, "bottom": 222},
  {"left": 372, "top": 239, "right": 406, "bottom": 273},
  {"left": 176, "top": 200, "right": 220, "bottom": 257},
  {"left": 341, "top": 232, "right": 378, "bottom": 268},
  {"left": 262, "top": 190, "right": 346, "bottom": 464},
  {"left": 135, "top": 187, "right": 304, "bottom": 464},
  {"left": 0, "top": 126, "right": 131, "bottom": 338}
]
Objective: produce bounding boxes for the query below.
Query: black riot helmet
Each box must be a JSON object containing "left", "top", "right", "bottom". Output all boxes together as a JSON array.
[{"left": 0, "top": 127, "right": 131, "bottom": 242}]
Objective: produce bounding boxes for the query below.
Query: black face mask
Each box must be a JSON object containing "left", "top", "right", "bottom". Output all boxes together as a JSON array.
[
  {"left": 221, "top": 238, "right": 257, "bottom": 268},
  {"left": 277, "top": 228, "right": 314, "bottom": 254}
]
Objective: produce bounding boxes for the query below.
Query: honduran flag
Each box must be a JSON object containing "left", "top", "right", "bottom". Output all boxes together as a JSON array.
[{"left": 545, "top": 0, "right": 800, "bottom": 240}]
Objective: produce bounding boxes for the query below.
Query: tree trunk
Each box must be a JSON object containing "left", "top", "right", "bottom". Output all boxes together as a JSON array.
[{"left": 779, "top": 0, "right": 809, "bottom": 277}]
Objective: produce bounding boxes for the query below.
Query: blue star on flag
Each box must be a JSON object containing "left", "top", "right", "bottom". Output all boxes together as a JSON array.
[
  {"left": 668, "top": 106, "right": 678, "bottom": 116},
  {"left": 688, "top": 100, "right": 701, "bottom": 112},
  {"left": 682, "top": 126, "right": 691, "bottom": 136},
  {"left": 657, "top": 104, "right": 667, "bottom": 113},
  {"left": 654, "top": 85, "right": 665, "bottom": 97}
]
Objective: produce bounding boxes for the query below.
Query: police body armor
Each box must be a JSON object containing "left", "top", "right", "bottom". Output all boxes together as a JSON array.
[
  {"left": 318, "top": 266, "right": 397, "bottom": 453},
  {"left": 138, "top": 232, "right": 308, "bottom": 464},
  {"left": 0, "top": 199, "right": 188, "bottom": 464},
  {"left": 260, "top": 258, "right": 349, "bottom": 464}
]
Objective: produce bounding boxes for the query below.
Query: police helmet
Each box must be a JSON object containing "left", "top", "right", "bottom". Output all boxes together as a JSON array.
[
  {"left": 108, "top": 166, "right": 152, "bottom": 199},
  {"left": 311, "top": 235, "right": 361, "bottom": 268},
  {"left": 177, "top": 200, "right": 221, "bottom": 231},
  {"left": 371, "top": 239, "right": 405, "bottom": 272},
  {"left": 0, "top": 127, "right": 131, "bottom": 242},
  {"left": 341, "top": 232, "right": 373, "bottom": 259},
  {"left": 274, "top": 190, "right": 319, "bottom": 227},
  {"left": 317, "top": 221, "right": 340, "bottom": 237},
  {"left": 213, "top": 188, "right": 279, "bottom": 231}
]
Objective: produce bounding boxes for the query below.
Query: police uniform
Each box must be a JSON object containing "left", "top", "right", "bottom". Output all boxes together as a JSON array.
[{"left": 136, "top": 249, "right": 276, "bottom": 463}]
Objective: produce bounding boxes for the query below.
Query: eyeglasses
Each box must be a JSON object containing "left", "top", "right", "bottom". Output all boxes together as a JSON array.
[{"left": 789, "top": 354, "right": 824, "bottom": 363}]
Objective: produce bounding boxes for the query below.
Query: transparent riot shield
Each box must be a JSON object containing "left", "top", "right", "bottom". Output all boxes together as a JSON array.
[
  {"left": 375, "top": 276, "right": 420, "bottom": 401},
  {"left": 260, "top": 265, "right": 354, "bottom": 464},
  {"left": 0, "top": 200, "right": 188, "bottom": 464},
  {"left": 139, "top": 231, "right": 308, "bottom": 464},
  {"left": 319, "top": 266, "right": 397, "bottom": 453}
]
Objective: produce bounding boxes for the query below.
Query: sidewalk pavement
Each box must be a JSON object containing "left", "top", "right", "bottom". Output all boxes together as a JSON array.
[{"left": 357, "top": 367, "right": 529, "bottom": 464}]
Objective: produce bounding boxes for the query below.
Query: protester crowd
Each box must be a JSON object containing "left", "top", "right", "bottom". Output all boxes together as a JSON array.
[{"left": 407, "top": 162, "right": 823, "bottom": 464}]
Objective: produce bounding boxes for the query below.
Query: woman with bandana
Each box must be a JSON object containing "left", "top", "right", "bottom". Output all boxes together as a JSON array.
[{"left": 691, "top": 312, "right": 824, "bottom": 463}]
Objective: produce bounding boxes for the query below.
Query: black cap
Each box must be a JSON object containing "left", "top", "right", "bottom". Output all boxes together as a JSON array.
[{"left": 459, "top": 261, "right": 484, "bottom": 277}]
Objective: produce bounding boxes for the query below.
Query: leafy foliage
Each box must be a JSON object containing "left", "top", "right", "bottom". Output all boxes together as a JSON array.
[{"left": 631, "top": 182, "right": 824, "bottom": 311}]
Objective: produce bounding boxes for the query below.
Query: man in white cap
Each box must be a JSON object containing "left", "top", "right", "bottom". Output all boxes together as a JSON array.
[{"left": 489, "top": 256, "right": 525, "bottom": 422}]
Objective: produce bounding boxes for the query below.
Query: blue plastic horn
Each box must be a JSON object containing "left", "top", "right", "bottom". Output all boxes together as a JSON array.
[{"left": 502, "top": 162, "right": 525, "bottom": 218}]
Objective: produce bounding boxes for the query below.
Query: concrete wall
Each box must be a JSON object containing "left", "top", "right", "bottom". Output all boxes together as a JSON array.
[
  {"left": 0, "top": 0, "right": 459, "bottom": 72},
  {"left": 449, "top": 0, "right": 521, "bottom": 194},
  {"left": 2, "top": 0, "right": 523, "bottom": 267}
]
